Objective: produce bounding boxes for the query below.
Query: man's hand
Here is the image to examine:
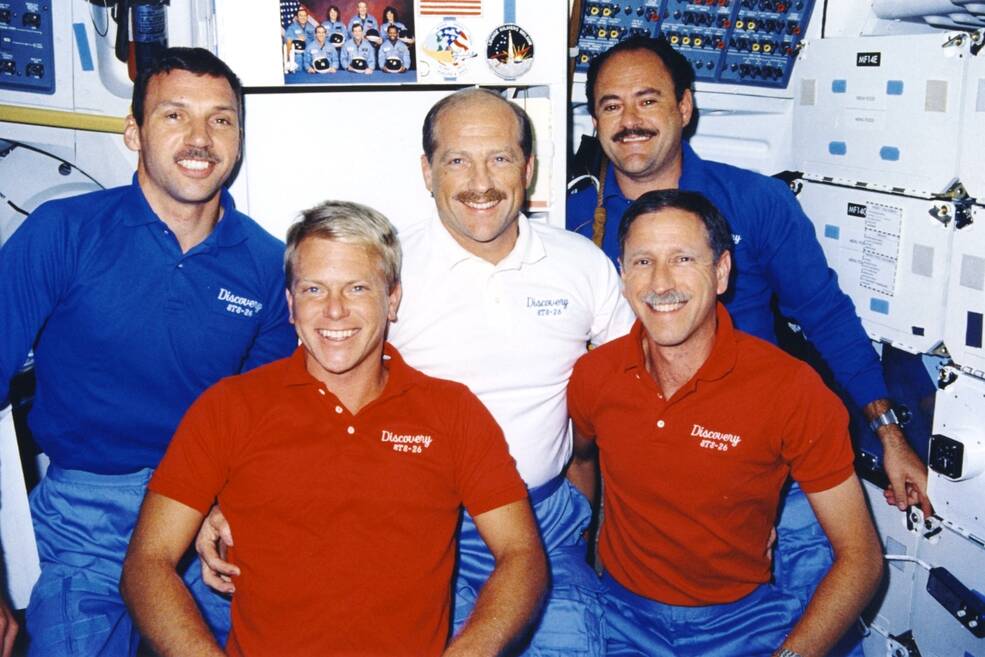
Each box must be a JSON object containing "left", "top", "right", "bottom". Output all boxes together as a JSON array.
[
  {"left": 879, "top": 424, "right": 932, "bottom": 517},
  {"left": 195, "top": 505, "right": 239, "bottom": 594},
  {"left": 863, "top": 399, "right": 932, "bottom": 517},
  {"left": 0, "top": 598, "right": 17, "bottom": 657}
]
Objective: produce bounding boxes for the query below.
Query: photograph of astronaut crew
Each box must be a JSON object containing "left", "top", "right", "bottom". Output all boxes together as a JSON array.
[{"left": 281, "top": 0, "right": 417, "bottom": 84}]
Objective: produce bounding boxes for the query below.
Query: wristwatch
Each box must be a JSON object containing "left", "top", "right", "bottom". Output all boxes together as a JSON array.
[
  {"left": 869, "top": 408, "right": 900, "bottom": 433},
  {"left": 774, "top": 649, "right": 803, "bottom": 657},
  {"left": 869, "top": 404, "right": 911, "bottom": 433}
]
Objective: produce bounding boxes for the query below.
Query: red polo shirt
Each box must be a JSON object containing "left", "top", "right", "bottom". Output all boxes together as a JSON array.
[
  {"left": 568, "top": 304, "right": 854, "bottom": 606},
  {"left": 151, "top": 345, "right": 527, "bottom": 657}
]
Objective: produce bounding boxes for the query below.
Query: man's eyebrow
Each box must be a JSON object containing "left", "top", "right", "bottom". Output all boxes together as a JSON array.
[
  {"left": 596, "top": 87, "right": 663, "bottom": 106},
  {"left": 154, "top": 100, "right": 238, "bottom": 114}
]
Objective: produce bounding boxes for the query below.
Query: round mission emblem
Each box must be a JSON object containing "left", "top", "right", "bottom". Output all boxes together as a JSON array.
[{"left": 486, "top": 24, "right": 534, "bottom": 80}]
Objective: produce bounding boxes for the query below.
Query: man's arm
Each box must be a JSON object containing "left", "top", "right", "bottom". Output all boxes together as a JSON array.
[
  {"left": 0, "top": 588, "right": 17, "bottom": 657},
  {"left": 121, "top": 492, "right": 224, "bottom": 657},
  {"left": 774, "top": 475, "right": 883, "bottom": 657},
  {"left": 443, "top": 500, "right": 547, "bottom": 657},
  {"left": 566, "top": 426, "right": 599, "bottom": 506},
  {"left": 863, "top": 398, "right": 932, "bottom": 516},
  {"left": 759, "top": 182, "right": 932, "bottom": 514}
]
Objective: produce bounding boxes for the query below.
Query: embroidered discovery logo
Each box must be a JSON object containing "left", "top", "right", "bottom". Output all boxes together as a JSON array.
[
  {"left": 691, "top": 424, "right": 742, "bottom": 452},
  {"left": 526, "top": 296, "right": 569, "bottom": 317},
  {"left": 218, "top": 288, "right": 263, "bottom": 317},
  {"left": 381, "top": 429, "right": 433, "bottom": 455}
]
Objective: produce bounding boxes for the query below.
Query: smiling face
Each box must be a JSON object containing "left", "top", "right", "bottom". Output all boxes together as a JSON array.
[
  {"left": 287, "top": 237, "right": 400, "bottom": 389},
  {"left": 351, "top": 24, "right": 364, "bottom": 42},
  {"left": 297, "top": 8, "right": 308, "bottom": 25},
  {"left": 592, "top": 49, "right": 692, "bottom": 193},
  {"left": 357, "top": 1, "right": 368, "bottom": 17},
  {"left": 420, "top": 94, "right": 534, "bottom": 264},
  {"left": 621, "top": 208, "right": 730, "bottom": 358},
  {"left": 124, "top": 69, "right": 240, "bottom": 221}
]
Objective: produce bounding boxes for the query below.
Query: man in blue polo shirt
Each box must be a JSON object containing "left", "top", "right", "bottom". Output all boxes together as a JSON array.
[
  {"left": 566, "top": 36, "right": 930, "bottom": 656},
  {"left": 0, "top": 47, "right": 297, "bottom": 656}
]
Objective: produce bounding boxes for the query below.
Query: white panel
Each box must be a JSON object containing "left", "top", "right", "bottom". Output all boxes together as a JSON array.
[
  {"left": 958, "top": 46, "right": 985, "bottom": 199},
  {"left": 910, "top": 523, "right": 985, "bottom": 655},
  {"left": 929, "top": 368, "right": 985, "bottom": 543},
  {"left": 0, "top": 406, "right": 40, "bottom": 609},
  {"left": 797, "top": 180, "right": 954, "bottom": 354},
  {"left": 944, "top": 205, "right": 985, "bottom": 375},
  {"left": 861, "top": 480, "right": 922, "bottom": 648},
  {"left": 792, "top": 33, "right": 968, "bottom": 194}
]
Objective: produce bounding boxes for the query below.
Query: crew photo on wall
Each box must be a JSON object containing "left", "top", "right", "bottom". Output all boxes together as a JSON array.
[{"left": 280, "top": 0, "right": 417, "bottom": 84}]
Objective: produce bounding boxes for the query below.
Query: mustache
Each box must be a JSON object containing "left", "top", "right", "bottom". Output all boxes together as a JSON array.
[
  {"left": 455, "top": 189, "right": 507, "bottom": 204},
  {"left": 611, "top": 127, "right": 657, "bottom": 142},
  {"left": 642, "top": 290, "right": 689, "bottom": 309},
  {"left": 174, "top": 147, "right": 220, "bottom": 164}
]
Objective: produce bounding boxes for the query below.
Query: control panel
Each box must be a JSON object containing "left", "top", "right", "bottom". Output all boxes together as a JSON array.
[
  {"left": 0, "top": 0, "right": 54, "bottom": 94},
  {"left": 575, "top": 0, "right": 815, "bottom": 89}
]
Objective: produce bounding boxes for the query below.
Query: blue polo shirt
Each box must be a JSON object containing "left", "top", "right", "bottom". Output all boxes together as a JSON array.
[
  {"left": 566, "top": 142, "right": 887, "bottom": 410},
  {"left": 0, "top": 177, "right": 297, "bottom": 473}
]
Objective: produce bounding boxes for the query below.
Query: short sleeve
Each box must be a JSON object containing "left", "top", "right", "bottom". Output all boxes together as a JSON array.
[
  {"left": 780, "top": 364, "right": 856, "bottom": 493},
  {"left": 448, "top": 387, "right": 527, "bottom": 517},
  {"left": 149, "top": 381, "right": 240, "bottom": 513}
]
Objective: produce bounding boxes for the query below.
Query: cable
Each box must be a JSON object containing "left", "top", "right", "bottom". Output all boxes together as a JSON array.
[
  {"left": 884, "top": 554, "right": 933, "bottom": 571},
  {"left": 0, "top": 140, "right": 105, "bottom": 189},
  {"left": 567, "top": 173, "right": 599, "bottom": 192},
  {"left": 89, "top": 1, "right": 110, "bottom": 38},
  {"left": 4, "top": 199, "right": 29, "bottom": 216}
]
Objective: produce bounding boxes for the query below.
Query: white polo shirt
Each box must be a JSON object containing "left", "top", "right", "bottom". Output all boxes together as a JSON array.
[{"left": 390, "top": 213, "right": 634, "bottom": 488}]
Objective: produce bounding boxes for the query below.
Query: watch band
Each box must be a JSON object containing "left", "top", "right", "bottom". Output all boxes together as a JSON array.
[
  {"left": 869, "top": 408, "right": 900, "bottom": 432},
  {"left": 775, "top": 649, "right": 804, "bottom": 657}
]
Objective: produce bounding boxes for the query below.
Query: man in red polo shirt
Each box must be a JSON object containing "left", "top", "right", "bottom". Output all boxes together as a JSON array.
[
  {"left": 120, "top": 201, "right": 546, "bottom": 657},
  {"left": 567, "top": 189, "right": 883, "bottom": 657}
]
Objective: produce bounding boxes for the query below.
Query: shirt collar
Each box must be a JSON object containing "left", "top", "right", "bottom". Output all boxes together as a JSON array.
[
  {"left": 122, "top": 174, "right": 247, "bottom": 248},
  {"left": 602, "top": 139, "right": 702, "bottom": 205},
  {"left": 428, "top": 212, "right": 545, "bottom": 271},
  {"left": 282, "top": 343, "right": 416, "bottom": 399},
  {"left": 621, "top": 302, "right": 738, "bottom": 387}
]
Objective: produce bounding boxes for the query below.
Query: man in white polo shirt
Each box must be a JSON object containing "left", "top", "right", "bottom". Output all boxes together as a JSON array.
[{"left": 392, "top": 88, "right": 634, "bottom": 654}]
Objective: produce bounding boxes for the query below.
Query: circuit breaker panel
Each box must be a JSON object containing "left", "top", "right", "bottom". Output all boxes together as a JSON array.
[
  {"left": 0, "top": 0, "right": 55, "bottom": 94},
  {"left": 574, "top": 0, "right": 815, "bottom": 88}
]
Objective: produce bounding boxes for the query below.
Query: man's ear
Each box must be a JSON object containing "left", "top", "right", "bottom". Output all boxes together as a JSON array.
[
  {"left": 387, "top": 282, "right": 402, "bottom": 322},
  {"left": 285, "top": 288, "right": 296, "bottom": 324},
  {"left": 715, "top": 250, "right": 732, "bottom": 296},
  {"left": 678, "top": 89, "right": 694, "bottom": 129},
  {"left": 123, "top": 115, "right": 141, "bottom": 154},
  {"left": 420, "top": 154, "right": 434, "bottom": 195}
]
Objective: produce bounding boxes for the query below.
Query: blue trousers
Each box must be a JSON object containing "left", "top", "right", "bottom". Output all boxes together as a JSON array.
[
  {"left": 452, "top": 478, "right": 605, "bottom": 656},
  {"left": 602, "top": 571, "right": 802, "bottom": 657},
  {"left": 25, "top": 466, "right": 230, "bottom": 657}
]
